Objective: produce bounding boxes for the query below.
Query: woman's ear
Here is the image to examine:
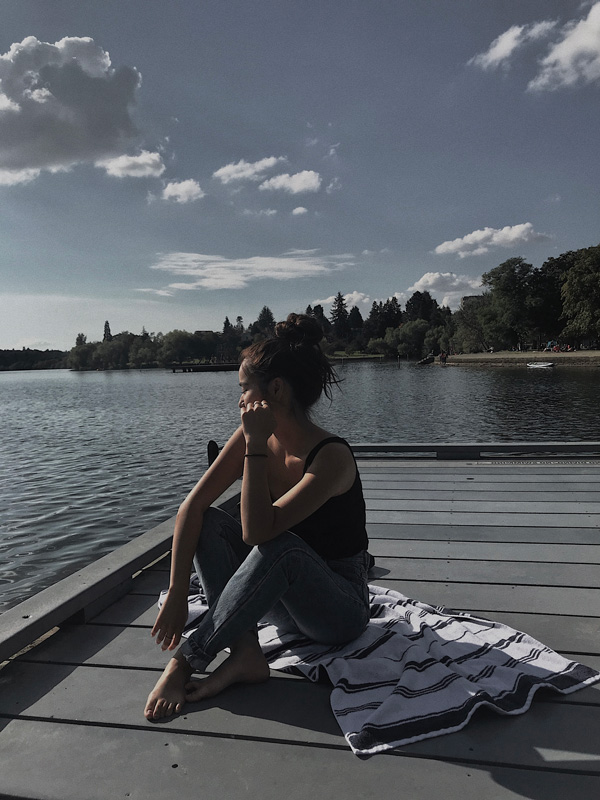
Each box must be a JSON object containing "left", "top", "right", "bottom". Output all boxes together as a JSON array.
[{"left": 267, "top": 376, "right": 284, "bottom": 400}]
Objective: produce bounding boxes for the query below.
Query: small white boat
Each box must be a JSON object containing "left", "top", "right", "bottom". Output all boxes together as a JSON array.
[{"left": 527, "top": 361, "right": 555, "bottom": 369}]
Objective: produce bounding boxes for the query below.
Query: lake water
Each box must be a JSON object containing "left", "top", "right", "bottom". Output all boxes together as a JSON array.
[{"left": 2, "top": 362, "right": 600, "bottom": 611}]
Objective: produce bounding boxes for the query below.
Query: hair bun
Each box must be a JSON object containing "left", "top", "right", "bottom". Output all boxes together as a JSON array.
[{"left": 275, "top": 313, "right": 323, "bottom": 348}]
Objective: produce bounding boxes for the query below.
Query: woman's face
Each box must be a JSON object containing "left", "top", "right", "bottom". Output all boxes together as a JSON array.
[{"left": 238, "top": 363, "right": 266, "bottom": 408}]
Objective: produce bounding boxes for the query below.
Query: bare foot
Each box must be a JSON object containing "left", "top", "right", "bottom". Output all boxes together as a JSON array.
[
  {"left": 184, "top": 632, "right": 270, "bottom": 703},
  {"left": 144, "top": 651, "right": 193, "bottom": 721}
]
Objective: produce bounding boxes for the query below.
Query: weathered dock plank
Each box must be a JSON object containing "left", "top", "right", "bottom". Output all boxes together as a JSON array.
[
  {"left": 1, "top": 449, "right": 600, "bottom": 800},
  {"left": 4, "top": 719, "right": 597, "bottom": 800}
]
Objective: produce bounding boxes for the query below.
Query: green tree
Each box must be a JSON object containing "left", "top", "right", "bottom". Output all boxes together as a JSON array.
[
  {"left": 395, "top": 319, "right": 430, "bottom": 358},
  {"left": 561, "top": 245, "right": 600, "bottom": 343},
  {"left": 68, "top": 340, "right": 96, "bottom": 370},
  {"left": 103, "top": 320, "right": 113, "bottom": 342},
  {"left": 249, "top": 306, "right": 276, "bottom": 338},
  {"left": 526, "top": 253, "right": 575, "bottom": 345},
  {"left": 329, "top": 292, "right": 351, "bottom": 340},
  {"left": 348, "top": 306, "right": 364, "bottom": 332},
  {"left": 362, "top": 301, "right": 384, "bottom": 340},
  {"left": 405, "top": 291, "right": 439, "bottom": 324},
  {"left": 312, "top": 304, "right": 332, "bottom": 335},
  {"left": 481, "top": 257, "right": 535, "bottom": 348},
  {"left": 128, "top": 334, "right": 157, "bottom": 368},
  {"left": 452, "top": 294, "right": 498, "bottom": 352},
  {"left": 157, "top": 330, "right": 197, "bottom": 366}
]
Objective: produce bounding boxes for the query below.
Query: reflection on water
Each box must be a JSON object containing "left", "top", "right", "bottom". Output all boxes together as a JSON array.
[
  {"left": 1, "top": 363, "right": 599, "bottom": 610},
  {"left": 315, "top": 361, "right": 600, "bottom": 443}
]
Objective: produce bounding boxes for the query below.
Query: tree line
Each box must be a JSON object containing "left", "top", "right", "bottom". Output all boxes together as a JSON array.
[{"left": 4, "top": 243, "right": 597, "bottom": 371}]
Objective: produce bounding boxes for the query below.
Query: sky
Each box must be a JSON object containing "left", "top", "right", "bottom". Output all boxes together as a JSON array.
[{"left": 1, "top": 0, "right": 599, "bottom": 351}]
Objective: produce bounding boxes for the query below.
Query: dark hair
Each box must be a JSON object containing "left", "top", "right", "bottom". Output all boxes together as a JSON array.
[{"left": 240, "top": 313, "right": 340, "bottom": 412}]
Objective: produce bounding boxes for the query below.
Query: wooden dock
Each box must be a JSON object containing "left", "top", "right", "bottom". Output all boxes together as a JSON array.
[{"left": 1, "top": 443, "right": 599, "bottom": 799}]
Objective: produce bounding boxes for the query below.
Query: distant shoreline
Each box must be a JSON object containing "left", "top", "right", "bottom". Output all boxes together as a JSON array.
[{"left": 447, "top": 350, "right": 600, "bottom": 367}]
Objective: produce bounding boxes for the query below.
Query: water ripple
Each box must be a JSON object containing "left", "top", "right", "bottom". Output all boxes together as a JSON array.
[{"left": 1, "top": 364, "right": 599, "bottom": 610}]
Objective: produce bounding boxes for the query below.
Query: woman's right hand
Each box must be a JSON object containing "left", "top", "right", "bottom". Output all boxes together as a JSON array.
[{"left": 151, "top": 590, "right": 189, "bottom": 651}]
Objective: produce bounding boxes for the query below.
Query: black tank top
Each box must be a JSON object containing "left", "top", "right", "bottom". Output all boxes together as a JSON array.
[{"left": 288, "top": 437, "right": 368, "bottom": 559}]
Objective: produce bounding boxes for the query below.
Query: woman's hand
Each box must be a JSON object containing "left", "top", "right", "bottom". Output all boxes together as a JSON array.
[
  {"left": 151, "top": 590, "right": 189, "bottom": 651},
  {"left": 240, "top": 400, "right": 276, "bottom": 446}
]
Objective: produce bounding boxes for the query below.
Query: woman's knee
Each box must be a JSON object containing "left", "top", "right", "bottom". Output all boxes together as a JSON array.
[{"left": 196, "top": 507, "right": 243, "bottom": 555}]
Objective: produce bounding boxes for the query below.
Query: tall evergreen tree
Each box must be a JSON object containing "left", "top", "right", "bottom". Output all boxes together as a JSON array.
[
  {"left": 380, "top": 297, "right": 403, "bottom": 330},
  {"left": 255, "top": 306, "right": 275, "bottom": 335},
  {"left": 348, "top": 305, "right": 364, "bottom": 331},
  {"left": 404, "top": 291, "right": 438, "bottom": 323},
  {"left": 312, "top": 304, "right": 332, "bottom": 334},
  {"left": 363, "top": 301, "right": 383, "bottom": 340},
  {"left": 329, "top": 292, "right": 351, "bottom": 339},
  {"left": 103, "top": 320, "right": 113, "bottom": 342}
]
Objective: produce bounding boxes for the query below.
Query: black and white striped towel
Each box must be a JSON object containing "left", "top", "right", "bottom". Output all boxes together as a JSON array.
[{"left": 166, "top": 582, "right": 600, "bottom": 757}]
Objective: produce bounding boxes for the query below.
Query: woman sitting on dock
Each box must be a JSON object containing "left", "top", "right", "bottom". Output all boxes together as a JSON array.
[{"left": 144, "top": 313, "right": 370, "bottom": 720}]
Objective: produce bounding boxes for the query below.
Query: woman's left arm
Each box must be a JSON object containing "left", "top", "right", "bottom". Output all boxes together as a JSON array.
[{"left": 240, "top": 403, "right": 355, "bottom": 544}]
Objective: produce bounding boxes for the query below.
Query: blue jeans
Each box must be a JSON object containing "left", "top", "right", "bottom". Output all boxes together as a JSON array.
[{"left": 180, "top": 507, "right": 370, "bottom": 671}]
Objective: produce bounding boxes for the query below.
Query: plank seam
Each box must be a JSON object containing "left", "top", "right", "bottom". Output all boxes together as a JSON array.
[{"left": 2, "top": 713, "right": 600, "bottom": 775}]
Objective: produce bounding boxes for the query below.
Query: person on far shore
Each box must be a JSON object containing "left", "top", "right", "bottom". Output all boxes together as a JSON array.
[{"left": 144, "top": 313, "right": 370, "bottom": 720}]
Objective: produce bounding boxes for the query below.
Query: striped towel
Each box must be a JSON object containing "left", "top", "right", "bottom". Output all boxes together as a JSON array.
[{"left": 165, "top": 582, "right": 600, "bottom": 757}]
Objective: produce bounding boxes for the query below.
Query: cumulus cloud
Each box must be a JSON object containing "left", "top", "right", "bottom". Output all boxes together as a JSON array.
[
  {"left": 212, "top": 156, "right": 286, "bottom": 184},
  {"left": 96, "top": 150, "right": 165, "bottom": 178},
  {"left": 407, "top": 272, "right": 483, "bottom": 309},
  {"left": 528, "top": 2, "right": 600, "bottom": 91},
  {"left": 469, "top": 4, "right": 600, "bottom": 91},
  {"left": 434, "top": 222, "right": 550, "bottom": 258},
  {"left": 161, "top": 179, "right": 205, "bottom": 203},
  {"left": 292, "top": 206, "right": 308, "bottom": 215},
  {"left": 0, "top": 36, "right": 141, "bottom": 183},
  {"left": 259, "top": 170, "right": 321, "bottom": 194},
  {"left": 469, "top": 21, "right": 557, "bottom": 70},
  {"left": 145, "top": 250, "right": 352, "bottom": 292}
]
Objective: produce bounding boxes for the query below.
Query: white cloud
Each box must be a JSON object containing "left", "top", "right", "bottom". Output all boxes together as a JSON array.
[
  {"left": 469, "top": 21, "right": 556, "bottom": 70},
  {"left": 0, "top": 92, "right": 19, "bottom": 111},
  {"left": 136, "top": 288, "right": 174, "bottom": 297},
  {"left": 284, "top": 248, "right": 320, "bottom": 255},
  {"left": 242, "top": 208, "right": 277, "bottom": 217},
  {"left": 313, "top": 291, "right": 371, "bottom": 309},
  {"left": 362, "top": 248, "right": 391, "bottom": 256},
  {"left": 96, "top": 150, "right": 165, "bottom": 178},
  {"left": 0, "top": 167, "right": 40, "bottom": 185},
  {"left": 469, "top": 4, "right": 600, "bottom": 91},
  {"left": 161, "top": 179, "right": 205, "bottom": 203},
  {"left": 407, "top": 272, "right": 483, "bottom": 309},
  {"left": 434, "top": 222, "right": 550, "bottom": 258},
  {"left": 259, "top": 170, "right": 321, "bottom": 194},
  {"left": 146, "top": 250, "right": 352, "bottom": 292},
  {"left": 0, "top": 36, "right": 141, "bottom": 182},
  {"left": 528, "top": 2, "right": 600, "bottom": 90},
  {"left": 292, "top": 206, "right": 308, "bottom": 215},
  {"left": 212, "top": 156, "right": 286, "bottom": 184},
  {"left": 326, "top": 177, "right": 341, "bottom": 194},
  {"left": 343, "top": 291, "right": 371, "bottom": 308}
]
